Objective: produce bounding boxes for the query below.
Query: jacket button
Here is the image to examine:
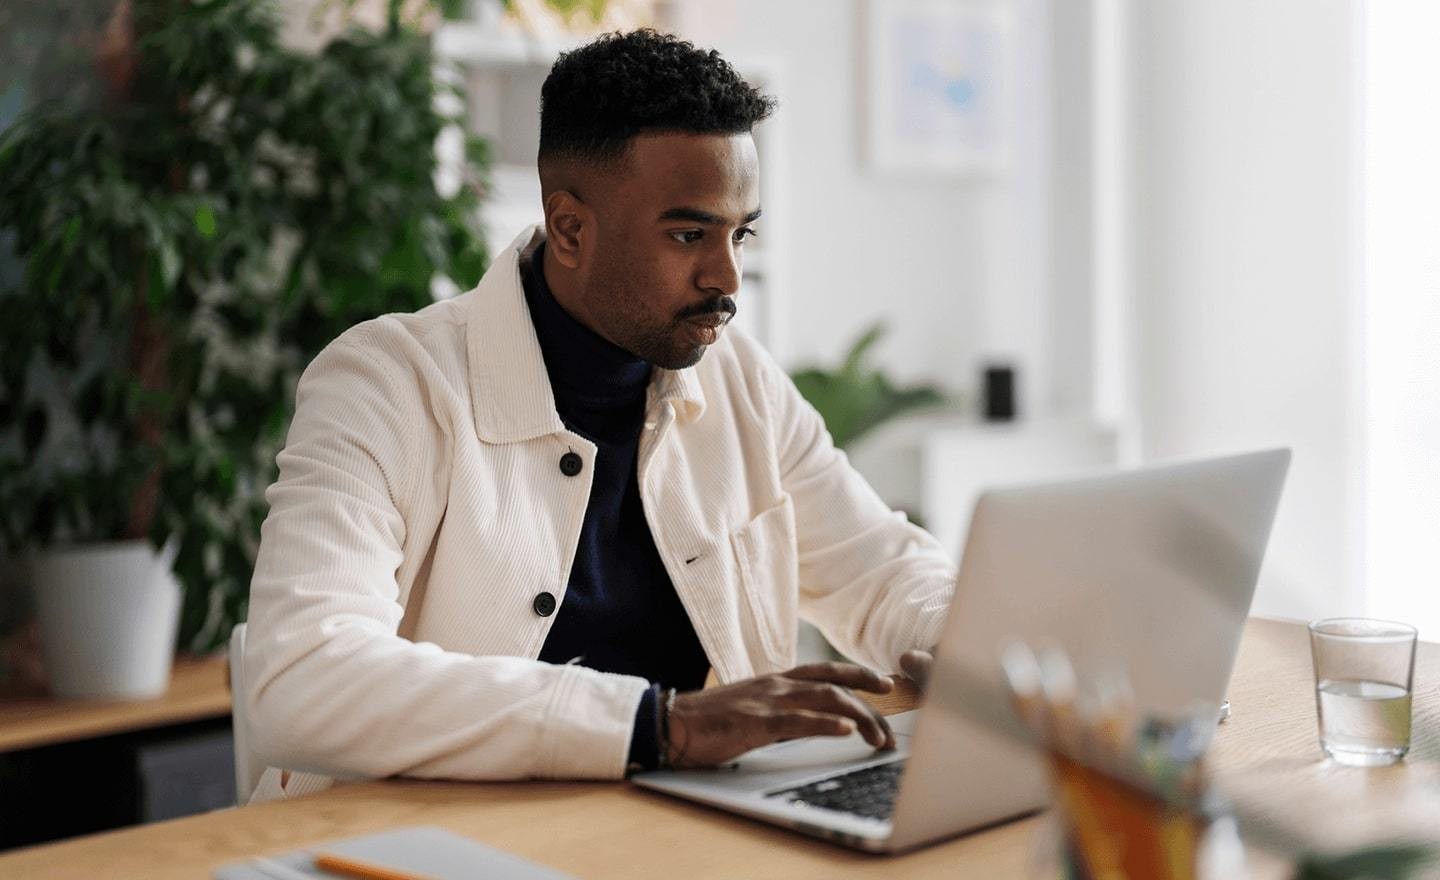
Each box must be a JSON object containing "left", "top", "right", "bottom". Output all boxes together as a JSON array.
[
  {"left": 559, "top": 452, "right": 583, "bottom": 477},
  {"left": 533, "top": 592, "right": 557, "bottom": 617}
]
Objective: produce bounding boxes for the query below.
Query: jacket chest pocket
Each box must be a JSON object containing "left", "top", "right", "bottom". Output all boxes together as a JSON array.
[{"left": 729, "top": 495, "right": 799, "bottom": 671}]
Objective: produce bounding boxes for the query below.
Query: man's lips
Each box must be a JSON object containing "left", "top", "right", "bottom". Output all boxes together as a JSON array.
[
  {"left": 678, "top": 297, "right": 736, "bottom": 347},
  {"left": 685, "top": 313, "right": 730, "bottom": 329},
  {"left": 682, "top": 312, "right": 731, "bottom": 345}
]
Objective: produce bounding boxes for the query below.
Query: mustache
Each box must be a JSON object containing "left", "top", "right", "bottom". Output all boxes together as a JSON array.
[{"left": 676, "top": 296, "right": 738, "bottom": 321}]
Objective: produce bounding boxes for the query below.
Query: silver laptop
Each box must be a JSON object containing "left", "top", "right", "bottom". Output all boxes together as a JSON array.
[{"left": 632, "top": 448, "right": 1290, "bottom": 853}]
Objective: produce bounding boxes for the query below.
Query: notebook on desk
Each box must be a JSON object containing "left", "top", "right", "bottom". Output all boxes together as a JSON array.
[{"left": 213, "top": 825, "right": 577, "bottom": 880}]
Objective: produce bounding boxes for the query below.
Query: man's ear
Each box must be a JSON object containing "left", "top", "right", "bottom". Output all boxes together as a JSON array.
[{"left": 544, "top": 190, "right": 589, "bottom": 270}]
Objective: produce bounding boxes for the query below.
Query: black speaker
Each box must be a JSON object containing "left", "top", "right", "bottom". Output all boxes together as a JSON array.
[{"left": 982, "top": 364, "right": 1017, "bottom": 422}]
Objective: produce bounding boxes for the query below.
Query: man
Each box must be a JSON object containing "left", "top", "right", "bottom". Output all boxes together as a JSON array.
[{"left": 244, "top": 29, "right": 953, "bottom": 803}]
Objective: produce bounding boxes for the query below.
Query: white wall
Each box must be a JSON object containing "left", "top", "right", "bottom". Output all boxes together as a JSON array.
[
  {"left": 1048, "top": 0, "right": 1097, "bottom": 417},
  {"left": 1363, "top": 3, "right": 1440, "bottom": 635},
  {"left": 1125, "top": 1, "right": 1363, "bottom": 621},
  {"left": 693, "top": 1, "right": 1423, "bottom": 634},
  {"left": 675, "top": 0, "right": 1058, "bottom": 412}
]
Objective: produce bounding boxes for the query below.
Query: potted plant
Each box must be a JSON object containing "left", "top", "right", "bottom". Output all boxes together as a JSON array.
[
  {"left": 0, "top": 0, "right": 489, "bottom": 695},
  {"left": 790, "top": 322, "right": 947, "bottom": 451}
]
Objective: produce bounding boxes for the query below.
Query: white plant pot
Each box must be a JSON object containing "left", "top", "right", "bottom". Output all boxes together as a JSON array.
[{"left": 29, "top": 540, "right": 182, "bottom": 700}]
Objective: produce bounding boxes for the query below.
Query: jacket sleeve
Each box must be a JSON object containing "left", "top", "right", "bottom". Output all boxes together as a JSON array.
[
  {"left": 759, "top": 349, "right": 957, "bottom": 673},
  {"left": 243, "top": 327, "right": 649, "bottom": 783}
]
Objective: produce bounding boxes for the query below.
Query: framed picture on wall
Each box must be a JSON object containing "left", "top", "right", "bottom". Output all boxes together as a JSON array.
[{"left": 865, "top": 0, "right": 1010, "bottom": 176}]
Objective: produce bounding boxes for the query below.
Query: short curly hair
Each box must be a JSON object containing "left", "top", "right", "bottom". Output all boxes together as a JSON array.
[{"left": 539, "top": 29, "right": 776, "bottom": 164}]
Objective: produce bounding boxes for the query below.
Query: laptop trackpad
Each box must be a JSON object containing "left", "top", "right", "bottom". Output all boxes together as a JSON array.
[{"left": 696, "top": 710, "right": 917, "bottom": 794}]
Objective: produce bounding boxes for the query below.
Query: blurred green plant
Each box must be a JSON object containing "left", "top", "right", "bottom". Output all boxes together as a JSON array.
[
  {"left": 789, "top": 323, "right": 946, "bottom": 450},
  {"left": 0, "top": 0, "right": 490, "bottom": 654},
  {"left": 501, "top": 0, "right": 611, "bottom": 26},
  {"left": 1293, "top": 844, "right": 1435, "bottom": 880}
]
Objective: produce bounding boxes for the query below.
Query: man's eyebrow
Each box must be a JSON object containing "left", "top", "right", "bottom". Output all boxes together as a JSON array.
[{"left": 658, "top": 207, "right": 764, "bottom": 225}]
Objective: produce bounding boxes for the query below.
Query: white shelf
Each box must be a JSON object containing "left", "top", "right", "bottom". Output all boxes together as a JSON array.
[
  {"left": 847, "top": 415, "right": 1119, "bottom": 552},
  {"left": 433, "top": 23, "right": 581, "bottom": 67}
]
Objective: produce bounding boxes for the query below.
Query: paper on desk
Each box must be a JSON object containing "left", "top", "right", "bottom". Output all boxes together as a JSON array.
[{"left": 213, "top": 825, "right": 577, "bottom": 880}]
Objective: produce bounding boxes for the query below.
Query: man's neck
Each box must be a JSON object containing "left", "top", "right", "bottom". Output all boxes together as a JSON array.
[
  {"left": 539, "top": 240, "right": 603, "bottom": 341},
  {"left": 521, "top": 240, "right": 650, "bottom": 399}
]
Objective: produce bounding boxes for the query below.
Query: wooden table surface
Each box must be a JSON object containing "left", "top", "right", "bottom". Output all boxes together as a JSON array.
[
  {"left": 0, "top": 655, "right": 231, "bottom": 753},
  {"left": 1211, "top": 619, "right": 1440, "bottom": 856},
  {"left": 1, "top": 619, "right": 1436, "bottom": 879}
]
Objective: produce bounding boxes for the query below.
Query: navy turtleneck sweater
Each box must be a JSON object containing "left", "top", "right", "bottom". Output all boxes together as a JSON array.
[{"left": 520, "top": 244, "right": 710, "bottom": 769}]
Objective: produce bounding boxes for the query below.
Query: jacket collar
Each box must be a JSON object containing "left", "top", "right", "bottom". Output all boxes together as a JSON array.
[{"left": 467, "top": 226, "right": 707, "bottom": 444}]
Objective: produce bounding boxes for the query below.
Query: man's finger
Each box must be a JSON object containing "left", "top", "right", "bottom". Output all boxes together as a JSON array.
[
  {"left": 785, "top": 682, "right": 895, "bottom": 750},
  {"left": 782, "top": 661, "right": 895, "bottom": 695},
  {"left": 899, "top": 649, "right": 933, "bottom": 689},
  {"left": 764, "top": 709, "right": 859, "bottom": 745}
]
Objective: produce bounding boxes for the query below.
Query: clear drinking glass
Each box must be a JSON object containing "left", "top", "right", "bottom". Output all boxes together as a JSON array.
[{"left": 1309, "top": 617, "right": 1418, "bottom": 766}]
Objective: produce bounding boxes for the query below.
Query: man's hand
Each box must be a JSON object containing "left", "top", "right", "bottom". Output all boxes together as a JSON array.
[
  {"left": 899, "top": 647, "right": 936, "bottom": 691},
  {"left": 665, "top": 662, "right": 896, "bottom": 769}
]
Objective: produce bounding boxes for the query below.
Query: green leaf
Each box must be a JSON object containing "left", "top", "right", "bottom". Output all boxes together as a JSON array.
[
  {"left": 840, "top": 323, "right": 886, "bottom": 376},
  {"left": 434, "top": 0, "right": 468, "bottom": 20},
  {"left": 154, "top": 241, "right": 182, "bottom": 296},
  {"left": 61, "top": 215, "right": 82, "bottom": 254},
  {"left": 194, "top": 203, "right": 218, "bottom": 239},
  {"left": 44, "top": 252, "right": 64, "bottom": 294}
]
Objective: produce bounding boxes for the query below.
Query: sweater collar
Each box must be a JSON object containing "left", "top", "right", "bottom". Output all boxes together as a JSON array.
[
  {"left": 520, "top": 242, "right": 652, "bottom": 404},
  {"left": 465, "top": 226, "right": 707, "bottom": 444}
]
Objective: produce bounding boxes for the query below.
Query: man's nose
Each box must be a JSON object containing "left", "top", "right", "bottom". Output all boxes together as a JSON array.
[{"left": 696, "top": 238, "right": 742, "bottom": 297}]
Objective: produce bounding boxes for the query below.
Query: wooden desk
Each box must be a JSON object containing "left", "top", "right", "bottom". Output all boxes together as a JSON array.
[
  {"left": 1, "top": 619, "right": 1436, "bottom": 879},
  {"left": 0, "top": 655, "right": 231, "bottom": 754}
]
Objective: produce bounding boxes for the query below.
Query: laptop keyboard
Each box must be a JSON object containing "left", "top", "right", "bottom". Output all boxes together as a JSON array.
[{"left": 767, "top": 760, "right": 905, "bottom": 822}]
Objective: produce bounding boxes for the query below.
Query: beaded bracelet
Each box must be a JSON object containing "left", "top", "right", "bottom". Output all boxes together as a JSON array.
[{"left": 656, "top": 686, "right": 677, "bottom": 770}]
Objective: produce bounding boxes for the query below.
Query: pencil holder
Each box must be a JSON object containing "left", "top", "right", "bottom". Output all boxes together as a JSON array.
[{"left": 997, "top": 643, "right": 1243, "bottom": 880}]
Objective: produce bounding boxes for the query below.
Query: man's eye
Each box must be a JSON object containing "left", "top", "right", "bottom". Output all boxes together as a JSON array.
[
  {"left": 670, "top": 230, "right": 704, "bottom": 244},
  {"left": 734, "top": 227, "right": 758, "bottom": 244}
]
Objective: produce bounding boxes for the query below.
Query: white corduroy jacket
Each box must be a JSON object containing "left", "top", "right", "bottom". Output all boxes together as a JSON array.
[{"left": 244, "top": 226, "right": 956, "bottom": 804}]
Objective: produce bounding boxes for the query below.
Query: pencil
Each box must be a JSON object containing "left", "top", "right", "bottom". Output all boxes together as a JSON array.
[{"left": 312, "top": 851, "right": 439, "bottom": 880}]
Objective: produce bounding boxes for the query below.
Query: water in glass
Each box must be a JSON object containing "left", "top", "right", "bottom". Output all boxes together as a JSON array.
[{"left": 1316, "top": 678, "right": 1412, "bottom": 766}]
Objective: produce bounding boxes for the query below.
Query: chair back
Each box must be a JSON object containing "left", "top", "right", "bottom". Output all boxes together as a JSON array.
[{"left": 228, "top": 623, "right": 263, "bottom": 805}]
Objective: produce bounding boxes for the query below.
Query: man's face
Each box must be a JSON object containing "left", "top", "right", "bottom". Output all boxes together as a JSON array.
[{"left": 581, "top": 132, "right": 761, "bottom": 370}]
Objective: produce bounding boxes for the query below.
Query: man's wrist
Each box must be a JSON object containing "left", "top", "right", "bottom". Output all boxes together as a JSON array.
[{"left": 626, "top": 684, "right": 662, "bottom": 773}]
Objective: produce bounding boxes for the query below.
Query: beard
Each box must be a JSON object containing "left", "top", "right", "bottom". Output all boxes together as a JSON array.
[{"left": 586, "top": 252, "right": 737, "bottom": 370}]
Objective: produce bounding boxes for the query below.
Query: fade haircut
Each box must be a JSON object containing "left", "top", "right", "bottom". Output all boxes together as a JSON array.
[{"left": 538, "top": 29, "right": 777, "bottom": 166}]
